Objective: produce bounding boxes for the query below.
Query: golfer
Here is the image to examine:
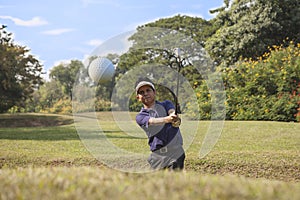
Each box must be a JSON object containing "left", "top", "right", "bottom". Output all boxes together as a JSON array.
[{"left": 135, "top": 77, "right": 185, "bottom": 170}]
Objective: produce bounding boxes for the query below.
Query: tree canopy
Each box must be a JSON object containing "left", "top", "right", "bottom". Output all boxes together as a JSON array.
[
  {"left": 1, "top": 1, "right": 299, "bottom": 121},
  {"left": 0, "top": 25, "right": 44, "bottom": 113},
  {"left": 117, "top": 15, "right": 218, "bottom": 86},
  {"left": 49, "top": 60, "right": 84, "bottom": 100},
  {"left": 206, "top": 0, "right": 300, "bottom": 67}
]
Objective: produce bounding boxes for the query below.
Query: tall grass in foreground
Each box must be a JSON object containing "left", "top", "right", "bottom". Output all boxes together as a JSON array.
[{"left": 0, "top": 167, "right": 299, "bottom": 200}]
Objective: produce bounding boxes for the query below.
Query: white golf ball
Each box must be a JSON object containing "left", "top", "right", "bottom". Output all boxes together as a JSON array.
[{"left": 88, "top": 57, "right": 115, "bottom": 83}]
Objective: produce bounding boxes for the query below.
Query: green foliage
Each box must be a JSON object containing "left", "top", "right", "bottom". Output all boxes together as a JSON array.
[
  {"left": 185, "top": 80, "right": 211, "bottom": 120},
  {"left": 0, "top": 25, "right": 44, "bottom": 113},
  {"left": 94, "top": 97, "right": 111, "bottom": 111},
  {"left": 49, "top": 60, "right": 84, "bottom": 100},
  {"left": 206, "top": 0, "right": 300, "bottom": 67},
  {"left": 114, "top": 16, "right": 218, "bottom": 113},
  {"left": 117, "top": 15, "right": 217, "bottom": 86},
  {"left": 28, "top": 59, "right": 96, "bottom": 114},
  {"left": 189, "top": 42, "right": 299, "bottom": 122},
  {"left": 140, "top": 14, "right": 219, "bottom": 47},
  {"left": 7, "top": 105, "right": 26, "bottom": 113},
  {"left": 224, "top": 42, "right": 300, "bottom": 121},
  {"left": 2, "top": 3, "right": 299, "bottom": 124},
  {"left": 47, "top": 98, "right": 73, "bottom": 114},
  {"left": 25, "top": 80, "right": 65, "bottom": 113}
]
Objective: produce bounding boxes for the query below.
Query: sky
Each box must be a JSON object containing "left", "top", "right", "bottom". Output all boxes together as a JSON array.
[{"left": 0, "top": 0, "right": 224, "bottom": 79}]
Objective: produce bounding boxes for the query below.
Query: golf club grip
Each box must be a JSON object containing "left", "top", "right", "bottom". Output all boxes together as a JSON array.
[{"left": 175, "top": 98, "right": 181, "bottom": 115}]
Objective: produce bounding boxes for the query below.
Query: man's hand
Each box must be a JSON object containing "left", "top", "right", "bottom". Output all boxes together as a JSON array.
[
  {"left": 169, "top": 112, "right": 181, "bottom": 127},
  {"left": 172, "top": 118, "right": 181, "bottom": 127}
]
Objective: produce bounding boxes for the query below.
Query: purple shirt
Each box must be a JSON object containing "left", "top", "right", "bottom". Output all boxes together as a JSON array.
[{"left": 136, "top": 100, "right": 183, "bottom": 151}]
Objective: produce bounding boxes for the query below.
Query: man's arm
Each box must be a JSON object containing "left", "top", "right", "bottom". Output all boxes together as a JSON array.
[
  {"left": 148, "top": 109, "right": 178, "bottom": 125},
  {"left": 148, "top": 116, "right": 172, "bottom": 125}
]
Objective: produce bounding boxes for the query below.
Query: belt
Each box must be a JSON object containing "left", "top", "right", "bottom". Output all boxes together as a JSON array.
[
  {"left": 156, "top": 145, "right": 182, "bottom": 154},
  {"left": 159, "top": 146, "right": 168, "bottom": 153}
]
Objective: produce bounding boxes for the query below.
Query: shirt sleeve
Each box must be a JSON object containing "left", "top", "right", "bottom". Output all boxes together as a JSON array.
[
  {"left": 136, "top": 111, "right": 150, "bottom": 128},
  {"left": 163, "top": 100, "right": 175, "bottom": 113}
]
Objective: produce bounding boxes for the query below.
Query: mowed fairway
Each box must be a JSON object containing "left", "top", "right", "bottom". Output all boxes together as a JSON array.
[{"left": 0, "top": 113, "right": 299, "bottom": 200}]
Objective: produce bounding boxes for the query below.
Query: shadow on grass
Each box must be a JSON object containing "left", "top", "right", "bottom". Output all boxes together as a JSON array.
[
  {"left": 0, "top": 113, "right": 146, "bottom": 141},
  {"left": 0, "top": 126, "right": 145, "bottom": 141},
  {"left": 0, "top": 114, "right": 74, "bottom": 128}
]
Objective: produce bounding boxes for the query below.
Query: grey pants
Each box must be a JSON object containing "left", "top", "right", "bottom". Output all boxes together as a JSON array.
[{"left": 148, "top": 146, "right": 185, "bottom": 170}]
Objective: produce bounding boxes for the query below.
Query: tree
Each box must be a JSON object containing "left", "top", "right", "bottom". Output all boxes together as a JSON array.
[
  {"left": 112, "top": 15, "right": 219, "bottom": 112},
  {"left": 117, "top": 15, "right": 218, "bottom": 86},
  {"left": 30, "top": 80, "right": 65, "bottom": 112},
  {"left": 49, "top": 60, "right": 84, "bottom": 100},
  {"left": 0, "top": 25, "right": 44, "bottom": 113},
  {"left": 206, "top": 0, "right": 300, "bottom": 67}
]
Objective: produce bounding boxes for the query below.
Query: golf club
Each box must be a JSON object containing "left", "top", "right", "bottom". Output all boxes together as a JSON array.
[{"left": 167, "top": 48, "right": 190, "bottom": 127}]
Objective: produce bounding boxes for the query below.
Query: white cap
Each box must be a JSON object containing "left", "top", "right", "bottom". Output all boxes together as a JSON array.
[{"left": 135, "top": 81, "right": 155, "bottom": 94}]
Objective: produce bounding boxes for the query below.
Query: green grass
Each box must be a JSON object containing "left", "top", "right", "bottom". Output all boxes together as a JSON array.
[
  {"left": 0, "top": 167, "right": 299, "bottom": 200},
  {"left": 186, "top": 121, "right": 300, "bottom": 182},
  {"left": 0, "top": 113, "right": 299, "bottom": 199}
]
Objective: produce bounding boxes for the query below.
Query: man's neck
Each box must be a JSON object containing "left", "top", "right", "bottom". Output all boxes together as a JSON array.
[{"left": 144, "top": 101, "right": 156, "bottom": 109}]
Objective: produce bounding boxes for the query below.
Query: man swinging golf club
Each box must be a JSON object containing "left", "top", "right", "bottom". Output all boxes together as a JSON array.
[{"left": 135, "top": 77, "right": 185, "bottom": 170}]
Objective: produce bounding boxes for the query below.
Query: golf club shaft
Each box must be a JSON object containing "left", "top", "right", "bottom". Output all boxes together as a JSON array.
[{"left": 175, "top": 64, "right": 180, "bottom": 115}]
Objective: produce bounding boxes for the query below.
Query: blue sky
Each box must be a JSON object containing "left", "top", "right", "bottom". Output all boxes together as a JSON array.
[{"left": 0, "top": 0, "right": 224, "bottom": 79}]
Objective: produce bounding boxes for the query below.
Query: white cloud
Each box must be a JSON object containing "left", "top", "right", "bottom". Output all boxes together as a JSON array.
[
  {"left": 0, "top": 16, "right": 48, "bottom": 26},
  {"left": 41, "top": 28, "right": 75, "bottom": 35},
  {"left": 86, "top": 39, "right": 103, "bottom": 47}
]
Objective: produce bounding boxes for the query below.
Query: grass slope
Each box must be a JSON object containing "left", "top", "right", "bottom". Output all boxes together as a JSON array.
[{"left": 0, "top": 113, "right": 299, "bottom": 199}]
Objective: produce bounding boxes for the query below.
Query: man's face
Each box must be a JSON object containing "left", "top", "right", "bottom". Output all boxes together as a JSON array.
[{"left": 136, "top": 85, "right": 156, "bottom": 106}]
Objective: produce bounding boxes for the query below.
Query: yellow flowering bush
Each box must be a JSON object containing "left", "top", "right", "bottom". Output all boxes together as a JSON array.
[
  {"left": 186, "top": 42, "right": 299, "bottom": 122},
  {"left": 48, "top": 98, "right": 72, "bottom": 114},
  {"left": 225, "top": 41, "right": 300, "bottom": 122}
]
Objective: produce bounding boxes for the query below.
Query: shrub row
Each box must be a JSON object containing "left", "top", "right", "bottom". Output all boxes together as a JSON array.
[{"left": 187, "top": 42, "right": 300, "bottom": 122}]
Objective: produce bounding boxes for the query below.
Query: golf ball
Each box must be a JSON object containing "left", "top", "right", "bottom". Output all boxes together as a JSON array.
[{"left": 88, "top": 57, "right": 115, "bottom": 83}]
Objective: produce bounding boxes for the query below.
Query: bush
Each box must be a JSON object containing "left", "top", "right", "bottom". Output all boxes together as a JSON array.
[
  {"left": 41, "top": 98, "right": 73, "bottom": 114},
  {"left": 94, "top": 98, "right": 111, "bottom": 111},
  {"left": 224, "top": 42, "right": 300, "bottom": 122},
  {"left": 189, "top": 42, "right": 300, "bottom": 122},
  {"left": 185, "top": 80, "right": 211, "bottom": 120}
]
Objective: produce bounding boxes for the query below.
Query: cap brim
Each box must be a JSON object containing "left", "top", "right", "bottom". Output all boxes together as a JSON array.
[{"left": 135, "top": 81, "right": 155, "bottom": 93}]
